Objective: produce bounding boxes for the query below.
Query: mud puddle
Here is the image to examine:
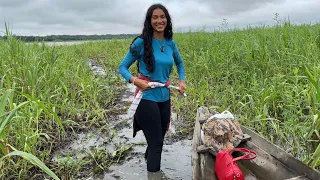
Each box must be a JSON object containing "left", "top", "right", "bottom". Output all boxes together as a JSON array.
[
  {"left": 101, "top": 139, "right": 192, "bottom": 180},
  {"left": 52, "top": 59, "right": 192, "bottom": 180},
  {"left": 95, "top": 82, "right": 192, "bottom": 180}
]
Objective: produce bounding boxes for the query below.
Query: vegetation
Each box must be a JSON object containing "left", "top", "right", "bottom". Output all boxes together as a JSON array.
[
  {"left": 0, "top": 34, "right": 139, "bottom": 42},
  {"left": 0, "top": 20, "right": 320, "bottom": 179},
  {"left": 0, "top": 25, "right": 129, "bottom": 179},
  {"left": 170, "top": 22, "right": 320, "bottom": 170}
]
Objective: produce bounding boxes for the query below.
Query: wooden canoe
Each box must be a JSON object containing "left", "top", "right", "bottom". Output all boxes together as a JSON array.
[{"left": 191, "top": 106, "right": 320, "bottom": 180}]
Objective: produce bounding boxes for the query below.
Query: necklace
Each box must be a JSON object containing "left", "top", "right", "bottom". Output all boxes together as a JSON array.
[{"left": 155, "top": 39, "right": 165, "bottom": 52}]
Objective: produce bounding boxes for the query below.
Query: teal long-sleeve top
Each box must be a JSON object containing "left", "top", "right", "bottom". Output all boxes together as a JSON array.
[{"left": 118, "top": 37, "right": 185, "bottom": 102}]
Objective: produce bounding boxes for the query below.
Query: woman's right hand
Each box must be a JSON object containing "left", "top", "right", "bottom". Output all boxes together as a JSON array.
[{"left": 134, "top": 79, "right": 150, "bottom": 91}]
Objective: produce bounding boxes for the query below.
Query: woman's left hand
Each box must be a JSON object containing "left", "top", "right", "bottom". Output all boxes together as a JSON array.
[{"left": 178, "top": 80, "right": 186, "bottom": 94}]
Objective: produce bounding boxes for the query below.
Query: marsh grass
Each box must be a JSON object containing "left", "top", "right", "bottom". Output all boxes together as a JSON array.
[
  {"left": 89, "top": 22, "right": 320, "bottom": 170},
  {"left": 171, "top": 22, "right": 320, "bottom": 170},
  {"left": 1, "top": 20, "right": 320, "bottom": 178},
  {"left": 0, "top": 28, "right": 124, "bottom": 178}
]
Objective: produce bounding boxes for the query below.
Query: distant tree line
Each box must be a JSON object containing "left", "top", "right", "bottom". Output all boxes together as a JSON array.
[{"left": 0, "top": 34, "right": 140, "bottom": 42}]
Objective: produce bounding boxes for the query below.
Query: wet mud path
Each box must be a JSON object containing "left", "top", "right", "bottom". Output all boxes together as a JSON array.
[
  {"left": 52, "top": 59, "right": 192, "bottom": 180},
  {"left": 98, "top": 83, "right": 192, "bottom": 180}
]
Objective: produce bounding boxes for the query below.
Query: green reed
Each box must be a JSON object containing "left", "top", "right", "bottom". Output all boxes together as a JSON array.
[
  {"left": 171, "top": 22, "right": 320, "bottom": 170},
  {"left": 1, "top": 20, "right": 319, "bottom": 178},
  {"left": 0, "top": 29, "right": 122, "bottom": 178}
]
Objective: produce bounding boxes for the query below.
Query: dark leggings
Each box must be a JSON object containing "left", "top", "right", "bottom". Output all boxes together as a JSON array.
[{"left": 134, "top": 99, "right": 171, "bottom": 172}]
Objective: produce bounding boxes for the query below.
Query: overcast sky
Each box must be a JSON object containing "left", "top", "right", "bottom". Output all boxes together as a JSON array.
[{"left": 0, "top": 0, "right": 319, "bottom": 36}]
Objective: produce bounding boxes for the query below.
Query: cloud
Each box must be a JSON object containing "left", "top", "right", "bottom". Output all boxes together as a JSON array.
[
  {"left": 0, "top": 0, "right": 29, "bottom": 8},
  {"left": 0, "top": 0, "right": 319, "bottom": 36},
  {"left": 201, "top": 0, "right": 284, "bottom": 16},
  {"left": 167, "top": 0, "right": 320, "bottom": 30}
]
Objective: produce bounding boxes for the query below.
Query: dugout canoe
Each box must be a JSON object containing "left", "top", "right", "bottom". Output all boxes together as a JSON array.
[{"left": 191, "top": 106, "right": 320, "bottom": 180}]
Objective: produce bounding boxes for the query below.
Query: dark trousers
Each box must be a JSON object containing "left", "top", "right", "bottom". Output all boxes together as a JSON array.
[{"left": 134, "top": 99, "right": 171, "bottom": 172}]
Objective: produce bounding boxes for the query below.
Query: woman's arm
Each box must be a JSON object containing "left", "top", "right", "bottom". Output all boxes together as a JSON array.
[
  {"left": 118, "top": 38, "right": 143, "bottom": 83},
  {"left": 118, "top": 38, "right": 151, "bottom": 91},
  {"left": 118, "top": 51, "right": 137, "bottom": 83}
]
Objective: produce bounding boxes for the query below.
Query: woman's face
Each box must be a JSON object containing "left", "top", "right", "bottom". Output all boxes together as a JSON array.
[{"left": 151, "top": 8, "right": 167, "bottom": 33}]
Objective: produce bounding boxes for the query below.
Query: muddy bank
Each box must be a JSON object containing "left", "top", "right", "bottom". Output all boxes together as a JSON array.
[{"left": 51, "top": 59, "right": 192, "bottom": 180}]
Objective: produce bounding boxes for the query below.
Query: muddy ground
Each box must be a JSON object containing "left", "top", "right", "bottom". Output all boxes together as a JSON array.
[{"left": 51, "top": 59, "right": 193, "bottom": 180}]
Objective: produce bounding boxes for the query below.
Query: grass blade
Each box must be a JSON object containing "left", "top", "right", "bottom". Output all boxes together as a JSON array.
[
  {"left": 0, "top": 89, "right": 13, "bottom": 115},
  {"left": 308, "top": 143, "right": 320, "bottom": 168},
  {"left": 0, "top": 101, "right": 29, "bottom": 136},
  {"left": 18, "top": 92, "right": 65, "bottom": 133},
  {"left": 0, "top": 150, "right": 60, "bottom": 180},
  {"left": 303, "top": 65, "right": 320, "bottom": 102}
]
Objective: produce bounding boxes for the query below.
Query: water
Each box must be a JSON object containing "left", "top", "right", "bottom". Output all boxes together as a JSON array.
[
  {"left": 88, "top": 58, "right": 107, "bottom": 76},
  {"left": 49, "top": 57, "right": 263, "bottom": 180},
  {"left": 99, "top": 83, "right": 192, "bottom": 180},
  {"left": 101, "top": 140, "right": 192, "bottom": 180},
  {"left": 44, "top": 41, "right": 91, "bottom": 46},
  {"left": 52, "top": 59, "right": 192, "bottom": 179},
  {"left": 25, "top": 40, "right": 92, "bottom": 46},
  {"left": 52, "top": 58, "right": 256, "bottom": 180}
]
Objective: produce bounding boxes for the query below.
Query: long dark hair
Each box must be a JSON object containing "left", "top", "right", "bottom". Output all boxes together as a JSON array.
[{"left": 130, "top": 3, "right": 173, "bottom": 73}]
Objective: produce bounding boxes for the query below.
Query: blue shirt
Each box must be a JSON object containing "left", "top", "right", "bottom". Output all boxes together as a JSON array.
[{"left": 118, "top": 37, "right": 185, "bottom": 102}]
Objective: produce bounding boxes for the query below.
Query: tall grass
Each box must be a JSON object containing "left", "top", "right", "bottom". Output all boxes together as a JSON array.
[
  {"left": 94, "top": 21, "right": 320, "bottom": 170},
  {"left": 0, "top": 27, "right": 122, "bottom": 178},
  {"left": 170, "top": 22, "right": 320, "bottom": 170},
  {"left": 1, "top": 20, "right": 319, "bottom": 178}
]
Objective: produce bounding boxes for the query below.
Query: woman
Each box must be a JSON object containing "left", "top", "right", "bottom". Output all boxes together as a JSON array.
[{"left": 118, "top": 3, "right": 186, "bottom": 172}]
